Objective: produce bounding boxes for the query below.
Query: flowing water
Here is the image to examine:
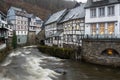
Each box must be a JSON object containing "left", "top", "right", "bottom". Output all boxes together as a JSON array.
[{"left": 0, "top": 46, "right": 120, "bottom": 80}]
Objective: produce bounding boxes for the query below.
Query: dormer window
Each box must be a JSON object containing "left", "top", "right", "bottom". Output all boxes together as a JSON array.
[
  {"left": 99, "top": 7, "right": 105, "bottom": 17},
  {"left": 90, "top": 8, "right": 96, "bottom": 18},
  {"left": 108, "top": 6, "right": 115, "bottom": 16},
  {"left": 93, "top": 0, "right": 102, "bottom": 2}
]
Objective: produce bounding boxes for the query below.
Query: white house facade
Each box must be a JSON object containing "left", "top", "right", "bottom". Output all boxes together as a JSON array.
[
  {"left": 7, "top": 7, "right": 29, "bottom": 45},
  {"left": 85, "top": 0, "right": 120, "bottom": 38}
]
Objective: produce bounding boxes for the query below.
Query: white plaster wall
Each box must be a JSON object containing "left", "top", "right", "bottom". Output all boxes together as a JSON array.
[
  {"left": 85, "top": 4, "right": 119, "bottom": 23},
  {"left": 15, "top": 16, "right": 28, "bottom": 35},
  {"left": 85, "top": 4, "right": 120, "bottom": 36}
]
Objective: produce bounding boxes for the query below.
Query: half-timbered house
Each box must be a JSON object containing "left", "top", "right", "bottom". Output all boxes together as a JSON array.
[
  {"left": 59, "top": 3, "right": 85, "bottom": 48},
  {"left": 45, "top": 9, "right": 67, "bottom": 46}
]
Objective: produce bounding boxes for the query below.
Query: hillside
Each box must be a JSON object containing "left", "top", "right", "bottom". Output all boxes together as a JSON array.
[{"left": 0, "top": 0, "right": 76, "bottom": 20}]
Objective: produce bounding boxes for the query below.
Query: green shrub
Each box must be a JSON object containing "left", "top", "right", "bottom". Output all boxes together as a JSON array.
[
  {"left": 37, "top": 45, "right": 75, "bottom": 59},
  {"left": 12, "top": 31, "right": 17, "bottom": 49},
  {"left": 0, "top": 46, "right": 12, "bottom": 63}
]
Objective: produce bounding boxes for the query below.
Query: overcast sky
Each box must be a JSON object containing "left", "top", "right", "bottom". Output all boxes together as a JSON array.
[{"left": 74, "top": 0, "right": 87, "bottom": 3}]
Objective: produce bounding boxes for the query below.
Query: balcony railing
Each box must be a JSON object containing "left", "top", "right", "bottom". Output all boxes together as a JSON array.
[
  {"left": 82, "top": 34, "right": 120, "bottom": 40},
  {"left": 0, "top": 34, "right": 8, "bottom": 38},
  {"left": 0, "top": 21, "right": 8, "bottom": 29}
]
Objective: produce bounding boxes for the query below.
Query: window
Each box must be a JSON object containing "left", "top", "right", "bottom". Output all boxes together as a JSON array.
[
  {"left": 1, "top": 17, "right": 6, "bottom": 21},
  {"left": 80, "top": 26, "right": 84, "bottom": 31},
  {"left": 17, "top": 20, "right": 20, "bottom": 24},
  {"left": 90, "top": 8, "right": 96, "bottom": 18},
  {"left": 21, "top": 26, "right": 23, "bottom": 29},
  {"left": 99, "top": 7, "right": 105, "bottom": 17},
  {"left": 76, "top": 24, "right": 79, "bottom": 30},
  {"left": 34, "top": 22, "right": 36, "bottom": 25},
  {"left": 70, "top": 26, "right": 72, "bottom": 31},
  {"left": 21, "top": 21, "right": 23, "bottom": 24},
  {"left": 18, "top": 26, "right": 20, "bottom": 30},
  {"left": 55, "top": 37, "right": 57, "bottom": 40},
  {"left": 80, "top": 23, "right": 84, "bottom": 26},
  {"left": 68, "top": 35, "right": 73, "bottom": 42},
  {"left": 18, "top": 38, "right": 20, "bottom": 42},
  {"left": 91, "top": 24, "right": 96, "bottom": 35},
  {"left": 99, "top": 23, "right": 105, "bottom": 35},
  {"left": 108, "top": 23, "right": 114, "bottom": 34},
  {"left": 24, "top": 21, "right": 26, "bottom": 24},
  {"left": 108, "top": 6, "right": 115, "bottom": 16}
]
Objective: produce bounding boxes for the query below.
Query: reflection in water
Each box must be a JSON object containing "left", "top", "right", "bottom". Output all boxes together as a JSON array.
[{"left": 0, "top": 47, "right": 120, "bottom": 80}]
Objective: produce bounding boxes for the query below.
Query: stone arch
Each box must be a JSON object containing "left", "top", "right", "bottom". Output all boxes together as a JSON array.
[{"left": 101, "top": 48, "right": 119, "bottom": 56}]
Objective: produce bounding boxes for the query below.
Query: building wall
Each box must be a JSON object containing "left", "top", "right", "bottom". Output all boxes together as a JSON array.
[
  {"left": 28, "top": 31, "right": 36, "bottom": 45},
  {"left": 7, "top": 8, "right": 28, "bottom": 45},
  {"left": 45, "top": 22, "right": 57, "bottom": 38},
  {"left": 85, "top": 4, "right": 120, "bottom": 36},
  {"left": 15, "top": 16, "right": 28, "bottom": 44},
  {"left": 63, "top": 19, "right": 85, "bottom": 46},
  {"left": 15, "top": 16, "right": 28, "bottom": 35},
  {"left": 85, "top": 4, "right": 119, "bottom": 23},
  {"left": 17, "top": 35, "right": 27, "bottom": 44},
  {"left": 45, "top": 22, "right": 57, "bottom": 46},
  {"left": 0, "top": 12, "right": 8, "bottom": 45},
  {"left": 29, "top": 17, "right": 42, "bottom": 35}
]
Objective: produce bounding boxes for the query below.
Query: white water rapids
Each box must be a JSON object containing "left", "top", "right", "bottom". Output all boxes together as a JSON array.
[
  {"left": 0, "top": 46, "right": 120, "bottom": 80},
  {"left": 0, "top": 46, "right": 62, "bottom": 80}
]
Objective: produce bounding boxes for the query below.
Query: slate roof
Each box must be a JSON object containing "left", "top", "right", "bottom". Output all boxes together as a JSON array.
[
  {"left": 11, "top": 6, "right": 23, "bottom": 11},
  {"left": 36, "top": 17, "right": 43, "bottom": 24},
  {"left": 11, "top": 6, "right": 28, "bottom": 17},
  {"left": 26, "top": 14, "right": 34, "bottom": 18},
  {"left": 0, "top": 11, "right": 6, "bottom": 17},
  {"left": 60, "top": 3, "right": 85, "bottom": 23},
  {"left": 15, "top": 11, "right": 28, "bottom": 17},
  {"left": 85, "top": 0, "right": 120, "bottom": 8},
  {"left": 45, "top": 9, "right": 67, "bottom": 25}
]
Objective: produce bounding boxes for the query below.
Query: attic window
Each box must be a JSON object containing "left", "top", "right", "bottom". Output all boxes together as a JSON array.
[{"left": 93, "top": 0, "right": 102, "bottom": 2}]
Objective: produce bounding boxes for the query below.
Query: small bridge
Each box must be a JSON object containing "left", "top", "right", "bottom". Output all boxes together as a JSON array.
[{"left": 82, "top": 37, "right": 120, "bottom": 66}]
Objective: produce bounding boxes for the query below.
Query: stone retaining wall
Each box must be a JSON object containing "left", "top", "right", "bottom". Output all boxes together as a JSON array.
[{"left": 82, "top": 39, "right": 120, "bottom": 67}]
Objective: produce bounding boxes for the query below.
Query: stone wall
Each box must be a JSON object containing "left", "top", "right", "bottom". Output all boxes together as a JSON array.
[
  {"left": 28, "top": 31, "right": 36, "bottom": 45},
  {"left": 36, "top": 29, "right": 45, "bottom": 44},
  {"left": 82, "top": 39, "right": 120, "bottom": 67},
  {"left": 7, "top": 37, "right": 12, "bottom": 46}
]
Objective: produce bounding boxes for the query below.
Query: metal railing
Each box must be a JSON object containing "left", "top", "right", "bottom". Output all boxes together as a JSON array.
[{"left": 82, "top": 34, "right": 120, "bottom": 40}]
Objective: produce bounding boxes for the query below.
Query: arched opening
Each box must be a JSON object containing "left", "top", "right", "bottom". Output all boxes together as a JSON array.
[{"left": 101, "top": 48, "right": 119, "bottom": 56}]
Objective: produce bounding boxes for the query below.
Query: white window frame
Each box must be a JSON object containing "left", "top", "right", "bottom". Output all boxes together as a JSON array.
[
  {"left": 90, "top": 8, "right": 96, "bottom": 18},
  {"left": 108, "top": 6, "right": 115, "bottom": 16},
  {"left": 99, "top": 7, "right": 105, "bottom": 17}
]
